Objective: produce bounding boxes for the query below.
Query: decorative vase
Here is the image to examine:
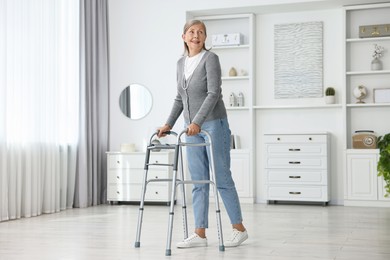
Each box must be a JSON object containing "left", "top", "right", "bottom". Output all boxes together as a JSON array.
[
  {"left": 371, "top": 58, "right": 382, "bottom": 71},
  {"left": 229, "top": 67, "right": 237, "bottom": 77}
]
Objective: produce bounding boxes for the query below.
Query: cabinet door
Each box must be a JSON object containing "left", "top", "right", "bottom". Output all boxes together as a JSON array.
[
  {"left": 231, "top": 151, "right": 250, "bottom": 197},
  {"left": 347, "top": 153, "right": 378, "bottom": 200}
]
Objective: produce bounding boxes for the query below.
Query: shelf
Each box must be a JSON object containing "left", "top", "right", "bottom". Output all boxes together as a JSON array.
[
  {"left": 346, "top": 70, "right": 390, "bottom": 75},
  {"left": 226, "top": 106, "right": 250, "bottom": 110},
  {"left": 222, "top": 76, "right": 249, "bottom": 80},
  {"left": 208, "top": 44, "right": 250, "bottom": 50},
  {"left": 347, "top": 103, "right": 390, "bottom": 107},
  {"left": 346, "top": 36, "right": 390, "bottom": 42},
  {"left": 346, "top": 149, "right": 379, "bottom": 154},
  {"left": 254, "top": 104, "right": 342, "bottom": 109}
]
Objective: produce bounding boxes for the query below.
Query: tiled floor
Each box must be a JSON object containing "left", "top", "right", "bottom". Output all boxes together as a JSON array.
[{"left": 1, "top": 203, "right": 390, "bottom": 259}]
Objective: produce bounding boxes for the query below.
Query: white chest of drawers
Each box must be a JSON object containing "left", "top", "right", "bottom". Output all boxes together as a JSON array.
[
  {"left": 263, "top": 133, "right": 330, "bottom": 205},
  {"left": 106, "top": 151, "right": 173, "bottom": 204}
]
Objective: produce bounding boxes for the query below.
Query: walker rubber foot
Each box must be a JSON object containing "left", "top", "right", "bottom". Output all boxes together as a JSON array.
[
  {"left": 134, "top": 242, "right": 140, "bottom": 248},
  {"left": 219, "top": 245, "right": 225, "bottom": 251},
  {"left": 165, "top": 249, "right": 172, "bottom": 256}
]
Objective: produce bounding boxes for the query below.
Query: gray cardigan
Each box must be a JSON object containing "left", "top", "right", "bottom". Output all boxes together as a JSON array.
[{"left": 166, "top": 51, "right": 227, "bottom": 128}]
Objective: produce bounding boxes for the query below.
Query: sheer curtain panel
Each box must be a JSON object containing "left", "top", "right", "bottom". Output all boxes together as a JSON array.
[{"left": 0, "top": 0, "right": 79, "bottom": 221}]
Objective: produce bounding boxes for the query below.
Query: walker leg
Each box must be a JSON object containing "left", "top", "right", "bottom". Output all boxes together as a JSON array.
[
  {"left": 135, "top": 149, "right": 151, "bottom": 248},
  {"left": 213, "top": 186, "right": 225, "bottom": 251},
  {"left": 165, "top": 175, "right": 177, "bottom": 256},
  {"left": 135, "top": 169, "right": 149, "bottom": 248},
  {"left": 207, "top": 131, "right": 225, "bottom": 251},
  {"left": 165, "top": 145, "right": 180, "bottom": 256},
  {"left": 178, "top": 146, "right": 189, "bottom": 239}
]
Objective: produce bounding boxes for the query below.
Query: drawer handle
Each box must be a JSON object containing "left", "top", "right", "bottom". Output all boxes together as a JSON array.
[
  {"left": 289, "top": 161, "right": 301, "bottom": 164},
  {"left": 289, "top": 192, "right": 301, "bottom": 195},
  {"left": 116, "top": 191, "right": 120, "bottom": 194},
  {"left": 116, "top": 161, "right": 120, "bottom": 164},
  {"left": 289, "top": 176, "right": 301, "bottom": 179},
  {"left": 289, "top": 148, "right": 301, "bottom": 151},
  {"left": 155, "top": 192, "right": 159, "bottom": 194},
  {"left": 116, "top": 176, "right": 120, "bottom": 179},
  {"left": 155, "top": 176, "right": 158, "bottom": 179}
]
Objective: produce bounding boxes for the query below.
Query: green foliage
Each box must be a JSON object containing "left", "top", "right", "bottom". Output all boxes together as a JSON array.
[
  {"left": 325, "top": 87, "right": 335, "bottom": 96},
  {"left": 377, "top": 133, "right": 390, "bottom": 197}
]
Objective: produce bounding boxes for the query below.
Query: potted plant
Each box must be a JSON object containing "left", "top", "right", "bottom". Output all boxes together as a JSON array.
[
  {"left": 324, "top": 87, "right": 335, "bottom": 104},
  {"left": 377, "top": 133, "right": 390, "bottom": 197}
]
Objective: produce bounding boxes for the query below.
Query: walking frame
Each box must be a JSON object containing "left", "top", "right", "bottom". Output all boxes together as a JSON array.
[{"left": 134, "top": 129, "right": 225, "bottom": 256}]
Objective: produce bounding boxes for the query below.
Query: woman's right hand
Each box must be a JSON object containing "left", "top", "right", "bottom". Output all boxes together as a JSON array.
[{"left": 157, "top": 124, "right": 171, "bottom": 138}]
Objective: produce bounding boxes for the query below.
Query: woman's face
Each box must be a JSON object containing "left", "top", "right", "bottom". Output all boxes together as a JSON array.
[{"left": 182, "top": 23, "right": 206, "bottom": 56}]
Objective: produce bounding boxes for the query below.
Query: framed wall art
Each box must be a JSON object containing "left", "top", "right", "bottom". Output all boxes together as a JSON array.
[{"left": 274, "top": 21, "right": 323, "bottom": 99}]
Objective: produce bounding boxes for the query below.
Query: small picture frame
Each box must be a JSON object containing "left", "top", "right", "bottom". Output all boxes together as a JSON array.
[{"left": 373, "top": 88, "right": 390, "bottom": 103}]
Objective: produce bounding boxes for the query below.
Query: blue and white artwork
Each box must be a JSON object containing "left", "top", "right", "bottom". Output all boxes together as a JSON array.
[{"left": 274, "top": 21, "right": 323, "bottom": 99}]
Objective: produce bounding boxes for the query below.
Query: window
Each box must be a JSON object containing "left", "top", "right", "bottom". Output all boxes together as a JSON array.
[
  {"left": 0, "top": 0, "right": 80, "bottom": 221},
  {"left": 1, "top": 0, "right": 79, "bottom": 145}
]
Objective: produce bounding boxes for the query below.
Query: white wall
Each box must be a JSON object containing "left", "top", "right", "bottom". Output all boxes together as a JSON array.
[
  {"left": 108, "top": 0, "right": 340, "bottom": 152},
  {"left": 108, "top": 0, "right": 376, "bottom": 205},
  {"left": 109, "top": 0, "right": 186, "bottom": 152},
  {"left": 255, "top": 9, "right": 344, "bottom": 204}
]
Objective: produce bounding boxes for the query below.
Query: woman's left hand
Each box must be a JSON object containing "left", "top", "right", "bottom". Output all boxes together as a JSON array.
[{"left": 187, "top": 123, "right": 200, "bottom": 136}]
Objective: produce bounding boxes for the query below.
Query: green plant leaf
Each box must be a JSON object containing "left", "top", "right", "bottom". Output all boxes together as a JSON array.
[{"left": 377, "top": 133, "right": 390, "bottom": 197}]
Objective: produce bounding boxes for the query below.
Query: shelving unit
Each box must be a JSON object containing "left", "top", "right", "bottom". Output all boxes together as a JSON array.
[
  {"left": 191, "top": 13, "right": 256, "bottom": 203},
  {"left": 344, "top": 3, "right": 390, "bottom": 147},
  {"left": 343, "top": 3, "right": 390, "bottom": 207}
]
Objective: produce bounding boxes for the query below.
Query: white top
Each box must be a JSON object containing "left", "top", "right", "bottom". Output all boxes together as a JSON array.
[{"left": 184, "top": 49, "right": 206, "bottom": 80}]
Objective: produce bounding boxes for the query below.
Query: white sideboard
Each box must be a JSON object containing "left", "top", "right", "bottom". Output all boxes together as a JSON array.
[
  {"left": 106, "top": 151, "right": 173, "bottom": 204},
  {"left": 264, "top": 133, "right": 330, "bottom": 205}
]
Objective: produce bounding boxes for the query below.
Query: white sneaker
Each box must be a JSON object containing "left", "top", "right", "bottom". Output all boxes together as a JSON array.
[
  {"left": 224, "top": 229, "right": 248, "bottom": 247},
  {"left": 176, "top": 233, "right": 208, "bottom": 248}
]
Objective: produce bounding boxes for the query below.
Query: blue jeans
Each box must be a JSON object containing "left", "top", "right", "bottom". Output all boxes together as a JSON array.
[{"left": 185, "top": 118, "right": 243, "bottom": 228}]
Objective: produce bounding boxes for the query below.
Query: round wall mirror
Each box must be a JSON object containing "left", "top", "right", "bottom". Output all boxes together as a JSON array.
[{"left": 119, "top": 84, "right": 152, "bottom": 120}]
